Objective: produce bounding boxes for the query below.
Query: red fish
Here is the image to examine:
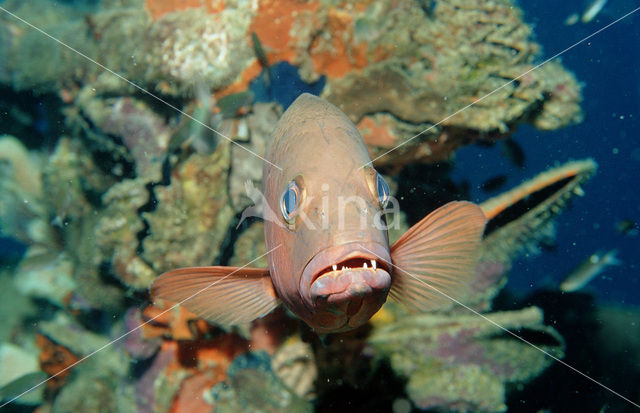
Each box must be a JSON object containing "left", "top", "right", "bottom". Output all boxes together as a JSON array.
[{"left": 151, "top": 94, "right": 486, "bottom": 333}]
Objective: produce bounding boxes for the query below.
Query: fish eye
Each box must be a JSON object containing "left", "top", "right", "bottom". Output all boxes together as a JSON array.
[
  {"left": 280, "top": 180, "right": 300, "bottom": 222},
  {"left": 377, "top": 173, "right": 390, "bottom": 209}
]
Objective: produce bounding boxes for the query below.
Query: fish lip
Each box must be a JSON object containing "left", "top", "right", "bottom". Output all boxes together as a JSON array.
[{"left": 299, "top": 242, "right": 392, "bottom": 312}]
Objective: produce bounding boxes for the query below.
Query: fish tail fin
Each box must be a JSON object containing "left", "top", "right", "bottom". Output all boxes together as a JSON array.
[
  {"left": 150, "top": 266, "right": 280, "bottom": 326},
  {"left": 389, "top": 201, "right": 486, "bottom": 312},
  {"left": 603, "top": 249, "right": 622, "bottom": 266}
]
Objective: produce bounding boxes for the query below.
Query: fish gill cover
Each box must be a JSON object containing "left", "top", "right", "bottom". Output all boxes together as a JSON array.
[{"left": 0, "top": 0, "right": 638, "bottom": 412}]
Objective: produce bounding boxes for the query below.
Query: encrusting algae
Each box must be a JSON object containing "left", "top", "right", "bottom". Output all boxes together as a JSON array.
[{"left": 0, "top": 0, "right": 603, "bottom": 412}]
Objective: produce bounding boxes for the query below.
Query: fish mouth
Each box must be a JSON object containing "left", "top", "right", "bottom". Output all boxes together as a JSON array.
[{"left": 300, "top": 242, "right": 392, "bottom": 314}]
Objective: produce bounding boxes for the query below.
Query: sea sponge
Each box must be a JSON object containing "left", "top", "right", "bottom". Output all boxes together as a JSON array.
[{"left": 149, "top": 7, "right": 254, "bottom": 91}]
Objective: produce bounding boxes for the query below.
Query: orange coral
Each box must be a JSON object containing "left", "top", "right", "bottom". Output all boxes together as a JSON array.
[
  {"left": 145, "top": 0, "right": 225, "bottom": 20},
  {"left": 357, "top": 115, "right": 398, "bottom": 148},
  {"left": 142, "top": 303, "right": 211, "bottom": 341},
  {"left": 214, "top": 60, "right": 263, "bottom": 100},
  {"left": 158, "top": 333, "right": 249, "bottom": 413},
  {"left": 148, "top": 0, "right": 387, "bottom": 98},
  {"left": 35, "top": 334, "right": 79, "bottom": 392},
  {"left": 170, "top": 370, "right": 219, "bottom": 413},
  {"left": 309, "top": 7, "right": 369, "bottom": 78},
  {"left": 250, "top": 0, "right": 372, "bottom": 78},
  {"left": 249, "top": 0, "right": 320, "bottom": 63},
  {"left": 173, "top": 335, "right": 248, "bottom": 371}
]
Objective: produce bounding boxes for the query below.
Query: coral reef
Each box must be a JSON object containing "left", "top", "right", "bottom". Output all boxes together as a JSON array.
[
  {"left": 0, "top": 343, "right": 44, "bottom": 405},
  {"left": 210, "top": 352, "right": 313, "bottom": 413},
  {"left": 0, "top": 135, "right": 52, "bottom": 247},
  {"left": 124, "top": 303, "right": 311, "bottom": 412},
  {"left": 0, "top": 0, "right": 581, "bottom": 166},
  {"left": 369, "top": 307, "right": 565, "bottom": 412},
  {"left": 0, "top": 0, "right": 595, "bottom": 411},
  {"left": 271, "top": 338, "right": 318, "bottom": 401},
  {"left": 141, "top": 144, "right": 235, "bottom": 273},
  {"left": 148, "top": 7, "right": 254, "bottom": 90},
  {"left": 40, "top": 313, "right": 137, "bottom": 413},
  {"left": 228, "top": 221, "right": 268, "bottom": 268}
]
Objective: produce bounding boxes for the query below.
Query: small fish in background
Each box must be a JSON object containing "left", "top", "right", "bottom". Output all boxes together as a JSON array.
[
  {"left": 252, "top": 32, "right": 271, "bottom": 93},
  {"left": 564, "top": 13, "right": 580, "bottom": 26},
  {"left": 216, "top": 91, "right": 255, "bottom": 119},
  {"left": 480, "top": 175, "right": 508, "bottom": 193},
  {"left": 615, "top": 219, "right": 638, "bottom": 237},
  {"left": 581, "top": 0, "right": 609, "bottom": 23},
  {"left": 169, "top": 81, "right": 222, "bottom": 154},
  {"left": 501, "top": 138, "right": 525, "bottom": 169},
  {"left": 0, "top": 371, "right": 47, "bottom": 405},
  {"left": 565, "top": 0, "right": 609, "bottom": 25},
  {"left": 189, "top": 80, "right": 219, "bottom": 154},
  {"left": 474, "top": 139, "right": 495, "bottom": 148},
  {"left": 50, "top": 182, "right": 74, "bottom": 228},
  {"left": 560, "top": 249, "right": 621, "bottom": 293}
]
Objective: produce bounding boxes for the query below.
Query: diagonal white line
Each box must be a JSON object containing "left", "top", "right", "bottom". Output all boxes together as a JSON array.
[
  {"left": 363, "top": 6, "right": 640, "bottom": 168},
  {"left": 359, "top": 245, "right": 640, "bottom": 409},
  {"left": 0, "top": 6, "right": 283, "bottom": 172},
  {"left": 0, "top": 244, "right": 281, "bottom": 408}
]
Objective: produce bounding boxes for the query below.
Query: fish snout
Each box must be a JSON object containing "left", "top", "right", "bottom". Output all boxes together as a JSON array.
[
  {"left": 300, "top": 242, "right": 393, "bottom": 331},
  {"left": 309, "top": 264, "right": 391, "bottom": 330},
  {"left": 310, "top": 267, "right": 391, "bottom": 303}
]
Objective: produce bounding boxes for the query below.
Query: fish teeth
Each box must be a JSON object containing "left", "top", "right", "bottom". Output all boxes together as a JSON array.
[
  {"left": 332, "top": 264, "right": 337, "bottom": 271},
  {"left": 363, "top": 262, "right": 368, "bottom": 269},
  {"left": 341, "top": 266, "right": 345, "bottom": 271},
  {"left": 371, "top": 260, "right": 377, "bottom": 269}
]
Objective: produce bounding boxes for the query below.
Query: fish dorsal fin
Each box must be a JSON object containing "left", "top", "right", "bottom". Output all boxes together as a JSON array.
[
  {"left": 151, "top": 266, "right": 281, "bottom": 326},
  {"left": 389, "top": 201, "right": 486, "bottom": 312}
]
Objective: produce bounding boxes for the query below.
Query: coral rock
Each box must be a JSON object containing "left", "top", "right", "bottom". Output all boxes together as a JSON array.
[
  {"left": 142, "top": 144, "right": 234, "bottom": 273},
  {"left": 369, "top": 306, "right": 565, "bottom": 412}
]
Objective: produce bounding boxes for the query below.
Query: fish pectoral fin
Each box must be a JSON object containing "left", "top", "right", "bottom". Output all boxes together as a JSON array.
[
  {"left": 150, "top": 266, "right": 280, "bottom": 326},
  {"left": 389, "top": 201, "right": 486, "bottom": 312}
]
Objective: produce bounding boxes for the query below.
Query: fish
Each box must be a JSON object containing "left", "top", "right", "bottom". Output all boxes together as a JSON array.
[
  {"left": 615, "top": 219, "right": 638, "bottom": 236},
  {"left": 564, "top": 13, "right": 580, "bottom": 26},
  {"left": 151, "top": 94, "right": 486, "bottom": 333},
  {"left": 581, "top": 0, "right": 608, "bottom": 23},
  {"left": 251, "top": 32, "right": 271, "bottom": 93},
  {"left": 480, "top": 175, "right": 508, "bottom": 192},
  {"left": 502, "top": 138, "right": 525, "bottom": 169},
  {"left": 559, "top": 249, "right": 621, "bottom": 293},
  {"left": 216, "top": 90, "right": 255, "bottom": 119},
  {"left": 169, "top": 81, "right": 219, "bottom": 154},
  {"left": 0, "top": 371, "right": 47, "bottom": 403}
]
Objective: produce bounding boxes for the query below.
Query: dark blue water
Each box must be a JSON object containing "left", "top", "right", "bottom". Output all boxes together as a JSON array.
[{"left": 453, "top": 0, "right": 640, "bottom": 305}]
